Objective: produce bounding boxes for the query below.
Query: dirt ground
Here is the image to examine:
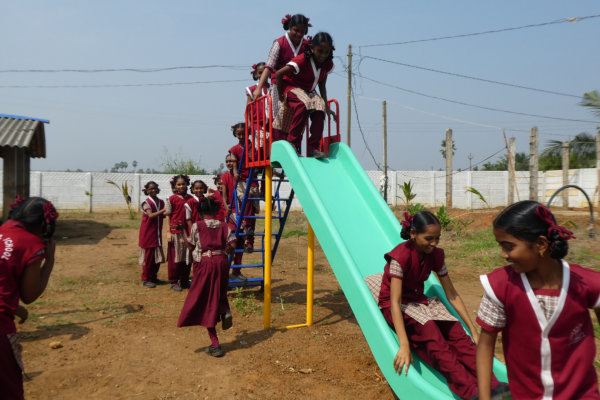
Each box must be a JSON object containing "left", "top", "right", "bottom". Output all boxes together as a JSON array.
[{"left": 18, "top": 209, "right": 600, "bottom": 399}]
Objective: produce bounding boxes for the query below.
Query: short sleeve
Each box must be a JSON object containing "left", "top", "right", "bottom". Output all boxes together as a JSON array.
[
  {"left": 265, "top": 40, "right": 280, "bottom": 70},
  {"left": 582, "top": 267, "right": 600, "bottom": 308},
  {"left": 26, "top": 248, "right": 45, "bottom": 265},
  {"left": 326, "top": 60, "right": 335, "bottom": 75},
  {"left": 185, "top": 203, "right": 192, "bottom": 221},
  {"left": 389, "top": 259, "right": 403, "bottom": 279},
  {"left": 287, "top": 60, "right": 300, "bottom": 74},
  {"left": 476, "top": 293, "right": 506, "bottom": 333}
]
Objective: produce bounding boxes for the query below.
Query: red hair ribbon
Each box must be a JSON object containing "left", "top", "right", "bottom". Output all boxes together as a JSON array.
[
  {"left": 212, "top": 176, "right": 221, "bottom": 185},
  {"left": 10, "top": 195, "right": 25, "bottom": 209},
  {"left": 400, "top": 212, "right": 413, "bottom": 231},
  {"left": 43, "top": 201, "right": 59, "bottom": 224},
  {"left": 535, "top": 204, "right": 575, "bottom": 240},
  {"left": 306, "top": 17, "right": 312, "bottom": 28},
  {"left": 250, "top": 64, "right": 257, "bottom": 75},
  {"left": 281, "top": 14, "right": 292, "bottom": 25}
]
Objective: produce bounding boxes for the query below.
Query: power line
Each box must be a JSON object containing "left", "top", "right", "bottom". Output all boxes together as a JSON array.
[
  {"left": 359, "top": 14, "right": 600, "bottom": 49},
  {"left": 0, "top": 79, "right": 248, "bottom": 89},
  {"left": 357, "top": 72, "right": 599, "bottom": 124},
  {"left": 360, "top": 56, "right": 581, "bottom": 98},
  {"left": 0, "top": 65, "right": 247, "bottom": 74}
]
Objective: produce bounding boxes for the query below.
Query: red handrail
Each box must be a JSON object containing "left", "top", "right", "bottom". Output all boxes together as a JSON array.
[{"left": 244, "top": 94, "right": 273, "bottom": 168}]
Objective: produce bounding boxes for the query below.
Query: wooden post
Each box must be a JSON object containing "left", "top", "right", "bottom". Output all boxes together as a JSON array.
[
  {"left": 2, "top": 148, "right": 30, "bottom": 220},
  {"left": 382, "top": 100, "right": 388, "bottom": 202},
  {"left": 529, "top": 126, "right": 539, "bottom": 201},
  {"left": 562, "top": 141, "right": 569, "bottom": 208},
  {"left": 347, "top": 44, "right": 352, "bottom": 147},
  {"left": 504, "top": 130, "right": 520, "bottom": 202},
  {"left": 596, "top": 129, "right": 600, "bottom": 207},
  {"left": 508, "top": 137, "right": 516, "bottom": 204},
  {"left": 445, "top": 129, "right": 453, "bottom": 208}
]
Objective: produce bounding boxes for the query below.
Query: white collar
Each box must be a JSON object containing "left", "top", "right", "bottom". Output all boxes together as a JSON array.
[{"left": 285, "top": 32, "right": 303, "bottom": 56}]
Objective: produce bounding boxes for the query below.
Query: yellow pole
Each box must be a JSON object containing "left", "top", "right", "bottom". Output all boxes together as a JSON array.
[
  {"left": 263, "top": 166, "right": 273, "bottom": 329},
  {"left": 307, "top": 223, "right": 314, "bottom": 326}
]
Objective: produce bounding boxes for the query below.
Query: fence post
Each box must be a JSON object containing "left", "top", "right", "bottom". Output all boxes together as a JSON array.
[
  {"left": 529, "top": 127, "right": 539, "bottom": 201},
  {"left": 562, "top": 141, "right": 569, "bottom": 208},
  {"left": 508, "top": 137, "right": 516, "bottom": 204},
  {"left": 596, "top": 130, "right": 600, "bottom": 207},
  {"left": 88, "top": 172, "right": 93, "bottom": 213},
  {"left": 467, "top": 170, "right": 472, "bottom": 209},
  {"left": 431, "top": 171, "right": 436, "bottom": 208},
  {"left": 136, "top": 173, "right": 142, "bottom": 210},
  {"left": 445, "top": 129, "right": 453, "bottom": 208}
]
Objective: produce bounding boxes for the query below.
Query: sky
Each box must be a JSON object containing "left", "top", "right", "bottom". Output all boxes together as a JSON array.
[{"left": 1, "top": 1, "right": 599, "bottom": 173}]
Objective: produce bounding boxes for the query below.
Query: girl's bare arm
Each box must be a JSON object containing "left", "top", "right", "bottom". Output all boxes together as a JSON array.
[{"left": 476, "top": 330, "right": 498, "bottom": 400}]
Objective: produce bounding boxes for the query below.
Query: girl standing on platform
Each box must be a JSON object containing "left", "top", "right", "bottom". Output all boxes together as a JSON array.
[
  {"left": 0, "top": 196, "right": 58, "bottom": 400},
  {"left": 379, "top": 211, "right": 506, "bottom": 400},
  {"left": 138, "top": 181, "right": 166, "bottom": 288},
  {"left": 476, "top": 201, "right": 600, "bottom": 400},
  {"left": 253, "top": 14, "right": 311, "bottom": 127},
  {"left": 247, "top": 62, "right": 270, "bottom": 158},
  {"left": 178, "top": 196, "right": 237, "bottom": 357},
  {"left": 220, "top": 154, "right": 246, "bottom": 281},
  {"left": 165, "top": 174, "right": 192, "bottom": 292},
  {"left": 185, "top": 180, "right": 207, "bottom": 232},
  {"left": 274, "top": 32, "right": 336, "bottom": 158}
]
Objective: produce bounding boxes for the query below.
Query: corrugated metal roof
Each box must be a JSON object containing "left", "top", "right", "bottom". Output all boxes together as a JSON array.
[{"left": 0, "top": 116, "right": 47, "bottom": 158}]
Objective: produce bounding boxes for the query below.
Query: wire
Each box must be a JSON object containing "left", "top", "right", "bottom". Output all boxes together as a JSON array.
[
  {"left": 360, "top": 56, "right": 581, "bottom": 98},
  {"left": 0, "top": 65, "right": 248, "bottom": 73},
  {"left": 359, "top": 14, "right": 599, "bottom": 49},
  {"left": 0, "top": 79, "right": 248, "bottom": 89},
  {"left": 357, "top": 73, "right": 599, "bottom": 124}
]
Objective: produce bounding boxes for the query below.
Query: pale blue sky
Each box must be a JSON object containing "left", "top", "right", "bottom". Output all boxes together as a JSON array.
[{"left": 1, "top": 1, "right": 599, "bottom": 172}]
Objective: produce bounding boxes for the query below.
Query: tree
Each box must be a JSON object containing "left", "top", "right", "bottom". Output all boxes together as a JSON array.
[
  {"left": 161, "top": 148, "right": 207, "bottom": 175},
  {"left": 481, "top": 152, "right": 529, "bottom": 171},
  {"left": 539, "top": 133, "right": 595, "bottom": 170},
  {"left": 440, "top": 139, "right": 456, "bottom": 159},
  {"left": 211, "top": 163, "right": 225, "bottom": 176},
  {"left": 132, "top": 160, "right": 138, "bottom": 171},
  {"left": 110, "top": 161, "right": 128, "bottom": 172},
  {"left": 579, "top": 90, "right": 600, "bottom": 119}
]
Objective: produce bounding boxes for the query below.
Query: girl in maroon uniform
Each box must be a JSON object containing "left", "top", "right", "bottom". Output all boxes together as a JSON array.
[
  {"left": 185, "top": 180, "right": 207, "bottom": 233},
  {"left": 178, "top": 196, "right": 237, "bottom": 357},
  {"left": 220, "top": 154, "right": 246, "bottom": 281},
  {"left": 165, "top": 175, "right": 192, "bottom": 291},
  {"left": 379, "top": 211, "right": 505, "bottom": 400},
  {"left": 0, "top": 197, "right": 58, "bottom": 400},
  {"left": 477, "top": 201, "right": 600, "bottom": 400},
  {"left": 274, "top": 32, "right": 336, "bottom": 158},
  {"left": 138, "top": 181, "right": 166, "bottom": 288},
  {"left": 253, "top": 14, "right": 311, "bottom": 125}
]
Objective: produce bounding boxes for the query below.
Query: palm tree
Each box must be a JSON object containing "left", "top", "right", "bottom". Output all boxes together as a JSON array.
[
  {"left": 541, "top": 133, "right": 595, "bottom": 170},
  {"left": 579, "top": 90, "right": 600, "bottom": 119}
]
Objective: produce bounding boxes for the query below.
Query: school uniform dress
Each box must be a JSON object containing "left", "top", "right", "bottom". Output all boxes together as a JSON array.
[
  {"left": 177, "top": 218, "right": 237, "bottom": 328},
  {"left": 477, "top": 261, "right": 600, "bottom": 400},
  {"left": 184, "top": 195, "right": 202, "bottom": 226},
  {"left": 273, "top": 54, "right": 334, "bottom": 154},
  {"left": 265, "top": 33, "right": 310, "bottom": 119},
  {"left": 165, "top": 194, "right": 192, "bottom": 284},
  {"left": 379, "top": 240, "right": 497, "bottom": 400},
  {"left": 0, "top": 220, "right": 46, "bottom": 400},
  {"left": 138, "top": 196, "right": 165, "bottom": 282},
  {"left": 221, "top": 171, "right": 244, "bottom": 269}
]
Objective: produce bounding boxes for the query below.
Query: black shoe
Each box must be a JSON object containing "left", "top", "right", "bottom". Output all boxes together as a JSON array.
[
  {"left": 142, "top": 280, "right": 156, "bottom": 288},
  {"left": 244, "top": 243, "right": 253, "bottom": 253},
  {"left": 243, "top": 226, "right": 254, "bottom": 236},
  {"left": 230, "top": 273, "right": 248, "bottom": 282},
  {"left": 205, "top": 345, "right": 224, "bottom": 357},
  {"left": 170, "top": 282, "right": 182, "bottom": 292},
  {"left": 152, "top": 278, "right": 168, "bottom": 286},
  {"left": 309, "top": 150, "right": 326, "bottom": 159},
  {"left": 180, "top": 279, "right": 191, "bottom": 289},
  {"left": 221, "top": 311, "right": 233, "bottom": 330},
  {"left": 491, "top": 382, "right": 511, "bottom": 399}
]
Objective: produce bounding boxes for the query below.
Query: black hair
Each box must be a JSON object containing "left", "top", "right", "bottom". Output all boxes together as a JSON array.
[
  {"left": 142, "top": 181, "right": 160, "bottom": 195},
  {"left": 191, "top": 180, "right": 207, "bottom": 190},
  {"left": 283, "top": 14, "right": 310, "bottom": 33},
  {"left": 170, "top": 174, "right": 190, "bottom": 189},
  {"left": 493, "top": 200, "right": 569, "bottom": 259},
  {"left": 198, "top": 196, "right": 219, "bottom": 216},
  {"left": 304, "top": 32, "right": 334, "bottom": 62},
  {"left": 400, "top": 210, "right": 440, "bottom": 241},
  {"left": 252, "top": 62, "right": 265, "bottom": 81},
  {"left": 9, "top": 197, "right": 57, "bottom": 238},
  {"left": 231, "top": 122, "right": 245, "bottom": 137}
]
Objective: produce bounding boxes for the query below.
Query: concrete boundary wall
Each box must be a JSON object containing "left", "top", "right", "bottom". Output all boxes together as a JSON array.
[{"left": 8, "top": 169, "right": 598, "bottom": 211}]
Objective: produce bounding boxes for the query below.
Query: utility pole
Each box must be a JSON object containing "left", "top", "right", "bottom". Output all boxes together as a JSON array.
[
  {"left": 383, "top": 100, "right": 388, "bottom": 202},
  {"left": 562, "top": 141, "right": 569, "bottom": 208},
  {"left": 445, "top": 129, "right": 453, "bottom": 208},
  {"left": 529, "top": 126, "right": 539, "bottom": 201},
  {"left": 504, "top": 130, "right": 520, "bottom": 202},
  {"left": 596, "top": 128, "right": 600, "bottom": 207},
  {"left": 468, "top": 153, "right": 473, "bottom": 171},
  {"left": 347, "top": 44, "right": 352, "bottom": 148}
]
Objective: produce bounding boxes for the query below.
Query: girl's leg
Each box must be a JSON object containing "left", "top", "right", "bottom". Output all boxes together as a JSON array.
[
  {"left": 141, "top": 249, "right": 153, "bottom": 282},
  {"left": 207, "top": 327, "right": 219, "bottom": 348},
  {"left": 0, "top": 335, "right": 24, "bottom": 400},
  {"left": 285, "top": 93, "right": 309, "bottom": 151},
  {"left": 179, "top": 262, "right": 191, "bottom": 288},
  {"left": 307, "top": 110, "right": 325, "bottom": 154},
  {"left": 404, "top": 317, "right": 478, "bottom": 399},
  {"left": 167, "top": 241, "right": 178, "bottom": 284}
]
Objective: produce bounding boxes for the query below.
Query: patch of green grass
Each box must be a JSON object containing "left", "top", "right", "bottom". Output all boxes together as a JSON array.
[
  {"left": 333, "top": 287, "right": 344, "bottom": 296},
  {"left": 61, "top": 277, "right": 79, "bottom": 286},
  {"left": 282, "top": 229, "right": 307, "bottom": 239},
  {"left": 460, "top": 228, "right": 497, "bottom": 252},
  {"left": 232, "top": 288, "right": 260, "bottom": 316}
]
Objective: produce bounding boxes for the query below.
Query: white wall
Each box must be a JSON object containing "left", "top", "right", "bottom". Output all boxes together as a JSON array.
[{"left": 10, "top": 169, "right": 599, "bottom": 211}]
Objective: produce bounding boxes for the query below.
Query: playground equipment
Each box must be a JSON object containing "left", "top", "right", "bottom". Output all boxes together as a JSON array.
[{"left": 235, "top": 95, "right": 507, "bottom": 399}]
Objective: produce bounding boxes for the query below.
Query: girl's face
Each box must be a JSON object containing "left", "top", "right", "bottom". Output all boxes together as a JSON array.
[
  {"left": 312, "top": 42, "right": 331, "bottom": 65},
  {"left": 215, "top": 180, "right": 224, "bottom": 193},
  {"left": 234, "top": 127, "right": 244, "bottom": 141},
  {"left": 493, "top": 228, "right": 543, "bottom": 274},
  {"left": 256, "top": 64, "right": 265, "bottom": 78},
  {"left": 289, "top": 24, "right": 306, "bottom": 45},
  {"left": 411, "top": 224, "right": 441, "bottom": 254},
  {"left": 175, "top": 179, "right": 187, "bottom": 195},
  {"left": 192, "top": 183, "right": 204, "bottom": 197},
  {"left": 146, "top": 184, "right": 158, "bottom": 197},
  {"left": 226, "top": 156, "right": 237, "bottom": 171}
]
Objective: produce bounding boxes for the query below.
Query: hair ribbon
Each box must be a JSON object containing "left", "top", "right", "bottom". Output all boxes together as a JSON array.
[
  {"left": 400, "top": 212, "right": 413, "bottom": 231},
  {"left": 535, "top": 204, "right": 575, "bottom": 240}
]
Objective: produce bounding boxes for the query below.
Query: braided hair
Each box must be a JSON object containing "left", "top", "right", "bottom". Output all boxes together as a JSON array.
[{"left": 8, "top": 197, "right": 58, "bottom": 238}]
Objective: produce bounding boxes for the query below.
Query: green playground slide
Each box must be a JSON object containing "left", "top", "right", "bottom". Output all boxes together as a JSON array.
[{"left": 270, "top": 141, "right": 507, "bottom": 399}]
